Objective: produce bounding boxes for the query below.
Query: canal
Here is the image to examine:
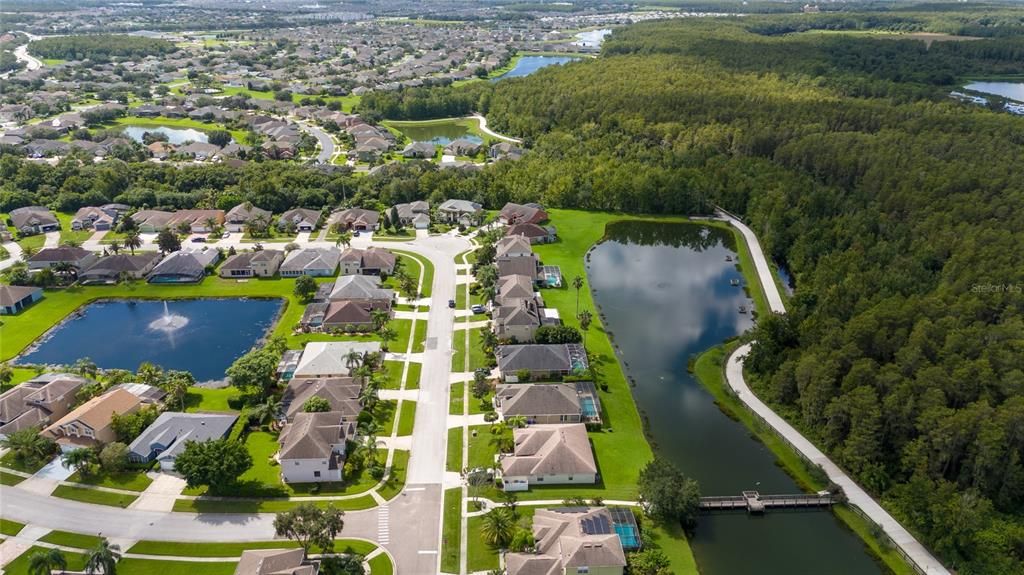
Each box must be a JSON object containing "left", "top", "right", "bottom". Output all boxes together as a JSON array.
[{"left": 587, "top": 221, "right": 883, "bottom": 575}]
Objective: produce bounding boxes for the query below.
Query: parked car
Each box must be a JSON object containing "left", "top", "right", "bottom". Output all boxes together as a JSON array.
[
  {"left": 221, "top": 231, "right": 230, "bottom": 238},
  {"left": 190, "top": 236, "right": 207, "bottom": 243},
  {"left": 353, "top": 230, "right": 361, "bottom": 237},
  {"left": 448, "top": 299, "right": 456, "bottom": 308},
  {"left": 471, "top": 304, "right": 486, "bottom": 314}
]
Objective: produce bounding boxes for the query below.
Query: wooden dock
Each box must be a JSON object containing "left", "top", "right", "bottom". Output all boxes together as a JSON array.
[{"left": 699, "top": 491, "right": 833, "bottom": 514}]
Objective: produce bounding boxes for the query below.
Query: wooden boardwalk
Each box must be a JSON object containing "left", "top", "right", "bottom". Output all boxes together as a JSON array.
[{"left": 699, "top": 491, "right": 833, "bottom": 514}]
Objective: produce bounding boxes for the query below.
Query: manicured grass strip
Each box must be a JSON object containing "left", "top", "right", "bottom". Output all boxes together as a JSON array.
[
  {"left": 694, "top": 343, "right": 915, "bottom": 575},
  {"left": 1, "top": 367, "right": 38, "bottom": 391},
  {"left": 0, "top": 451, "right": 49, "bottom": 474},
  {"left": 391, "top": 249, "right": 434, "bottom": 297},
  {"left": 405, "top": 362, "right": 421, "bottom": 390},
  {"left": 396, "top": 401, "right": 416, "bottom": 436},
  {"left": 51, "top": 485, "right": 138, "bottom": 508},
  {"left": 450, "top": 382, "right": 465, "bottom": 415},
  {"left": 368, "top": 551, "right": 395, "bottom": 575},
  {"left": 451, "top": 329, "right": 467, "bottom": 372},
  {"left": 128, "top": 538, "right": 376, "bottom": 557},
  {"left": 173, "top": 494, "right": 377, "bottom": 513},
  {"left": 1, "top": 518, "right": 25, "bottom": 537},
  {"left": 468, "top": 424, "right": 500, "bottom": 471},
  {"left": 441, "top": 487, "right": 462, "bottom": 573},
  {"left": 116, "top": 559, "right": 237, "bottom": 575},
  {"left": 648, "top": 521, "right": 700, "bottom": 575},
  {"left": 185, "top": 386, "right": 241, "bottom": 413},
  {"left": 67, "top": 469, "right": 153, "bottom": 492},
  {"left": 378, "top": 450, "right": 410, "bottom": 501},
  {"left": 411, "top": 319, "right": 428, "bottom": 353},
  {"left": 382, "top": 361, "right": 405, "bottom": 390},
  {"left": 466, "top": 515, "right": 500, "bottom": 572},
  {"left": 0, "top": 470, "right": 26, "bottom": 486},
  {"left": 39, "top": 530, "right": 104, "bottom": 549},
  {"left": 465, "top": 327, "right": 488, "bottom": 371},
  {"left": 2, "top": 546, "right": 87, "bottom": 575},
  {"left": 376, "top": 401, "right": 398, "bottom": 435},
  {"left": 446, "top": 427, "right": 463, "bottom": 473}
]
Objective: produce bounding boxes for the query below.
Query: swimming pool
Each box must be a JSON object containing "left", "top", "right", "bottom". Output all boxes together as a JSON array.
[{"left": 581, "top": 396, "right": 598, "bottom": 418}]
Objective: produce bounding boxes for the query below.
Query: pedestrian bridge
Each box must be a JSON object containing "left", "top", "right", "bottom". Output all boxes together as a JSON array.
[{"left": 699, "top": 491, "right": 834, "bottom": 514}]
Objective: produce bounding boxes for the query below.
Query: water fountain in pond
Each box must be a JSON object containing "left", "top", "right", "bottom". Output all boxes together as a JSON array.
[{"left": 149, "top": 301, "right": 189, "bottom": 332}]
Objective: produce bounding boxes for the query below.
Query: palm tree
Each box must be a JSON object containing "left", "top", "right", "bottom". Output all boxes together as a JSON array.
[
  {"left": 578, "top": 309, "right": 593, "bottom": 347},
  {"left": 572, "top": 275, "right": 584, "bottom": 317},
  {"left": 353, "top": 365, "right": 373, "bottom": 388},
  {"left": 479, "top": 509, "right": 515, "bottom": 547},
  {"left": 203, "top": 216, "right": 220, "bottom": 235},
  {"left": 108, "top": 239, "right": 122, "bottom": 255},
  {"left": 358, "top": 419, "right": 381, "bottom": 438},
  {"left": 60, "top": 239, "right": 81, "bottom": 248},
  {"left": 344, "top": 350, "right": 363, "bottom": 373},
  {"left": 28, "top": 548, "right": 67, "bottom": 575},
  {"left": 358, "top": 385, "right": 379, "bottom": 412},
  {"left": 123, "top": 230, "right": 142, "bottom": 255},
  {"left": 334, "top": 231, "right": 352, "bottom": 249},
  {"left": 135, "top": 362, "right": 162, "bottom": 386},
  {"left": 250, "top": 396, "right": 282, "bottom": 426},
  {"left": 61, "top": 447, "right": 98, "bottom": 476},
  {"left": 21, "top": 245, "right": 37, "bottom": 261},
  {"left": 371, "top": 309, "right": 390, "bottom": 332},
  {"left": 378, "top": 326, "right": 397, "bottom": 352},
  {"left": 1, "top": 427, "right": 55, "bottom": 466},
  {"left": 85, "top": 538, "right": 121, "bottom": 575},
  {"left": 52, "top": 260, "right": 75, "bottom": 282},
  {"left": 506, "top": 415, "right": 527, "bottom": 429}
]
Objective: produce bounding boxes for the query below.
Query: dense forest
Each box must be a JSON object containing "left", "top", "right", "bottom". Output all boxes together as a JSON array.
[{"left": 29, "top": 34, "right": 177, "bottom": 62}]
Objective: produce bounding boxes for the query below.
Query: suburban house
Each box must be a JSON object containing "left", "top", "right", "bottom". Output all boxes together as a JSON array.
[
  {"left": 128, "top": 412, "right": 238, "bottom": 471},
  {"left": 402, "top": 141, "right": 436, "bottom": 159},
  {"left": 278, "top": 411, "right": 355, "bottom": 483},
  {"left": 79, "top": 253, "right": 162, "bottom": 284},
  {"left": 147, "top": 249, "right": 220, "bottom": 283},
  {"left": 506, "top": 222, "right": 557, "bottom": 244},
  {"left": 493, "top": 298, "right": 544, "bottom": 342},
  {"left": 292, "top": 341, "right": 382, "bottom": 379},
  {"left": 42, "top": 388, "right": 142, "bottom": 451},
  {"left": 280, "top": 247, "right": 341, "bottom": 277},
  {"left": 392, "top": 201, "right": 431, "bottom": 229},
  {"left": 495, "top": 274, "right": 540, "bottom": 307},
  {"left": 437, "top": 199, "right": 483, "bottom": 225},
  {"left": 219, "top": 250, "right": 285, "bottom": 278},
  {"left": 301, "top": 275, "right": 395, "bottom": 330},
  {"left": 234, "top": 549, "right": 317, "bottom": 575},
  {"left": 496, "top": 236, "right": 541, "bottom": 281},
  {"left": 130, "top": 210, "right": 174, "bottom": 233},
  {"left": 497, "top": 344, "right": 590, "bottom": 382},
  {"left": 329, "top": 207, "right": 380, "bottom": 232},
  {"left": 9, "top": 206, "right": 59, "bottom": 235},
  {"left": 444, "top": 138, "right": 483, "bottom": 157},
  {"left": 277, "top": 208, "right": 321, "bottom": 232},
  {"left": 281, "top": 377, "right": 363, "bottom": 421},
  {"left": 165, "top": 209, "right": 225, "bottom": 233},
  {"left": 0, "top": 373, "right": 86, "bottom": 438},
  {"left": 500, "top": 202, "right": 549, "bottom": 225},
  {"left": 327, "top": 275, "right": 395, "bottom": 307},
  {"left": 505, "top": 508, "right": 630, "bottom": 575},
  {"left": 27, "top": 246, "right": 98, "bottom": 272},
  {"left": 498, "top": 424, "right": 598, "bottom": 491},
  {"left": 338, "top": 247, "right": 396, "bottom": 276},
  {"left": 490, "top": 142, "right": 524, "bottom": 161},
  {"left": 71, "top": 205, "right": 118, "bottom": 231},
  {"left": 224, "top": 203, "right": 273, "bottom": 233},
  {"left": 0, "top": 284, "right": 43, "bottom": 315},
  {"left": 495, "top": 382, "right": 602, "bottom": 425}
]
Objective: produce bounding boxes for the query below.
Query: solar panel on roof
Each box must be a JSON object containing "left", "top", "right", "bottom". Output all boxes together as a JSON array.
[{"left": 580, "top": 514, "right": 612, "bottom": 535}]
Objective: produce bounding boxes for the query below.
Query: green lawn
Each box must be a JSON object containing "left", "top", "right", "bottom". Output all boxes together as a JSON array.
[
  {"left": 185, "top": 386, "right": 242, "bottom": 412},
  {"left": 1, "top": 367, "right": 39, "bottom": 391},
  {"left": 1, "top": 518, "right": 25, "bottom": 536},
  {"left": 450, "top": 382, "right": 465, "bottom": 415},
  {"left": 451, "top": 328, "right": 489, "bottom": 372},
  {"left": 375, "top": 401, "right": 398, "bottom": 435},
  {"left": 39, "top": 530, "right": 104, "bottom": 549},
  {"left": 368, "top": 551, "right": 395, "bottom": 575},
  {"left": 391, "top": 249, "right": 434, "bottom": 297},
  {"left": 0, "top": 451, "right": 51, "bottom": 474},
  {"left": 381, "top": 361, "right": 405, "bottom": 389},
  {"left": 396, "top": 400, "right": 416, "bottom": 436},
  {"left": 116, "top": 559, "right": 237, "bottom": 575},
  {"left": 377, "top": 450, "right": 409, "bottom": 501},
  {"left": 441, "top": 487, "right": 462, "bottom": 573},
  {"left": 52, "top": 485, "right": 138, "bottom": 508},
  {"left": 127, "top": 539, "right": 376, "bottom": 557},
  {"left": 405, "top": 362, "right": 421, "bottom": 389},
  {"left": 66, "top": 469, "right": 152, "bottom": 491},
  {"left": 411, "top": 320, "right": 427, "bottom": 353},
  {"left": 467, "top": 424, "right": 502, "bottom": 470},
  {"left": 466, "top": 515, "right": 500, "bottom": 572},
  {"left": 647, "top": 520, "right": 700, "bottom": 575},
  {"left": 174, "top": 494, "right": 377, "bottom": 513},
  {"left": 56, "top": 212, "right": 93, "bottom": 246},
  {"left": 0, "top": 470, "right": 26, "bottom": 485},
  {"left": 2, "top": 546, "right": 87, "bottom": 575},
  {"left": 447, "top": 427, "right": 463, "bottom": 472}
]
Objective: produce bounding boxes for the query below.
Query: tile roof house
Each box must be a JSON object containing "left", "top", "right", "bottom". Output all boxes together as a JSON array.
[
  {"left": 393, "top": 201, "right": 430, "bottom": 229},
  {"left": 233, "top": 548, "right": 317, "bottom": 575},
  {"left": 494, "top": 383, "right": 592, "bottom": 425},
  {"left": 444, "top": 138, "right": 483, "bottom": 157},
  {"left": 327, "top": 274, "right": 395, "bottom": 305},
  {"left": 278, "top": 411, "right": 355, "bottom": 483},
  {"left": 165, "top": 209, "right": 225, "bottom": 233},
  {"left": 506, "top": 222, "right": 557, "bottom": 244},
  {"left": 42, "top": 388, "right": 142, "bottom": 450},
  {"left": 338, "top": 247, "right": 396, "bottom": 276},
  {"left": 282, "top": 377, "right": 362, "bottom": 421},
  {"left": 499, "top": 424, "right": 597, "bottom": 491},
  {"left": 497, "top": 344, "right": 590, "bottom": 382},
  {"left": 500, "top": 202, "right": 549, "bottom": 225},
  {"left": 437, "top": 199, "right": 483, "bottom": 225},
  {"left": 26, "top": 246, "right": 98, "bottom": 272},
  {"left": 128, "top": 412, "right": 238, "bottom": 471},
  {"left": 490, "top": 142, "right": 524, "bottom": 161},
  {"left": 277, "top": 208, "right": 322, "bottom": 232},
  {"left": 280, "top": 248, "right": 340, "bottom": 277},
  {"left": 505, "top": 508, "right": 627, "bottom": 575},
  {"left": 402, "top": 141, "right": 436, "bottom": 159},
  {"left": 493, "top": 298, "right": 544, "bottom": 342},
  {"left": 71, "top": 206, "right": 118, "bottom": 231},
  {"left": 219, "top": 250, "right": 284, "bottom": 278},
  {"left": 292, "top": 342, "right": 383, "bottom": 379},
  {"left": 496, "top": 275, "right": 539, "bottom": 307},
  {"left": 9, "top": 206, "right": 59, "bottom": 235},
  {"left": 329, "top": 208, "right": 380, "bottom": 231},
  {"left": 130, "top": 210, "right": 174, "bottom": 233},
  {"left": 80, "top": 253, "right": 161, "bottom": 284},
  {"left": 224, "top": 203, "right": 272, "bottom": 233},
  {"left": 0, "top": 373, "right": 86, "bottom": 438},
  {"left": 147, "top": 249, "right": 219, "bottom": 283},
  {"left": 0, "top": 284, "right": 43, "bottom": 315}
]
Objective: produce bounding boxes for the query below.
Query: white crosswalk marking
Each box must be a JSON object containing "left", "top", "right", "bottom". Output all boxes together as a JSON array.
[{"left": 377, "top": 505, "right": 390, "bottom": 544}]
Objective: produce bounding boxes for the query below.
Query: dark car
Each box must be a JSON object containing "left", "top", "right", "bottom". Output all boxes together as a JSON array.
[
  {"left": 448, "top": 299, "right": 456, "bottom": 308},
  {"left": 471, "top": 304, "right": 486, "bottom": 314},
  {"left": 190, "top": 236, "right": 207, "bottom": 243}
]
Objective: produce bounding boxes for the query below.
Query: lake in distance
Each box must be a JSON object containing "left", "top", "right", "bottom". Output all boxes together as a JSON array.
[
  {"left": 587, "top": 221, "right": 883, "bottom": 575},
  {"left": 396, "top": 122, "right": 483, "bottom": 146},
  {"left": 121, "top": 125, "right": 211, "bottom": 145},
  {"left": 963, "top": 81, "right": 1024, "bottom": 102},
  {"left": 18, "top": 298, "right": 282, "bottom": 382},
  {"left": 493, "top": 55, "right": 578, "bottom": 80}
]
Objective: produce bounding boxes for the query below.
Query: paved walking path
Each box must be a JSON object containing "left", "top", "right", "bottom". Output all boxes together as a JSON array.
[
  {"left": 470, "top": 114, "right": 521, "bottom": 144},
  {"left": 717, "top": 209, "right": 950, "bottom": 575}
]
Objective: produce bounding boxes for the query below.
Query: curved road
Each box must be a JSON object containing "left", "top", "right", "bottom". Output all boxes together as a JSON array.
[
  {"left": 0, "top": 232, "right": 471, "bottom": 575},
  {"left": 717, "top": 209, "right": 950, "bottom": 575},
  {"left": 470, "top": 114, "right": 521, "bottom": 144},
  {"left": 299, "top": 122, "right": 336, "bottom": 164}
]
